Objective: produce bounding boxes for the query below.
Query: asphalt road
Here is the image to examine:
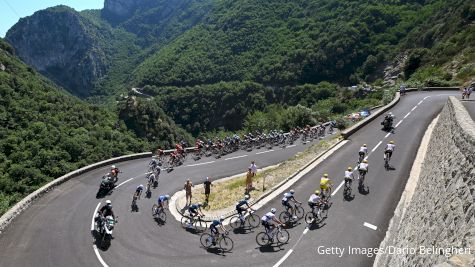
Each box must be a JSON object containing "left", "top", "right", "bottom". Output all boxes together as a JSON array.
[
  {"left": 0, "top": 90, "right": 458, "bottom": 267},
  {"left": 461, "top": 98, "right": 475, "bottom": 121}
]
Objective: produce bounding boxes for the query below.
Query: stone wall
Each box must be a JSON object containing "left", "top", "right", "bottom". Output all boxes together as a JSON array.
[{"left": 374, "top": 97, "right": 475, "bottom": 267}]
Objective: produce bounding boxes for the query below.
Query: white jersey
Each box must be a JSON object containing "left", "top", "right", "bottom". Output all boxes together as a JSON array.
[
  {"left": 308, "top": 194, "right": 321, "bottom": 203},
  {"left": 359, "top": 147, "right": 368, "bottom": 154},
  {"left": 282, "top": 192, "right": 293, "bottom": 202},
  {"left": 385, "top": 144, "right": 395, "bottom": 152},
  {"left": 359, "top": 163, "right": 368, "bottom": 171},
  {"left": 344, "top": 171, "right": 354, "bottom": 179},
  {"left": 261, "top": 212, "right": 275, "bottom": 222}
]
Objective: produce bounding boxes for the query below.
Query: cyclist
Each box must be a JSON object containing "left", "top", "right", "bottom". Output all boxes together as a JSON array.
[
  {"left": 210, "top": 216, "right": 227, "bottom": 245},
  {"left": 187, "top": 203, "right": 205, "bottom": 227},
  {"left": 359, "top": 144, "right": 368, "bottom": 162},
  {"left": 261, "top": 208, "right": 284, "bottom": 233},
  {"left": 157, "top": 194, "right": 170, "bottom": 210},
  {"left": 308, "top": 190, "right": 323, "bottom": 215},
  {"left": 135, "top": 184, "right": 144, "bottom": 200},
  {"left": 358, "top": 160, "right": 369, "bottom": 179},
  {"left": 146, "top": 172, "right": 156, "bottom": 189},
  {"left": 344, "top": 167, "right": 354, "bottom": 187},
  {"left": 281, "top": 189, "right": 302, "bottom": 219},
  {"left": 111, "top": 165, "right": 120, "bottom": 183},
  {"left": 320, "top": 174, "right": 333, "bottom": 197},
  {"left": 385, "top": 141, "right": 396, "bottom": 161},
  {"left": 236, "top": 195, "right": 255, "bottom": 223},
  {"left": 149, "top": 156, "right": 161, "bottom": 172}
]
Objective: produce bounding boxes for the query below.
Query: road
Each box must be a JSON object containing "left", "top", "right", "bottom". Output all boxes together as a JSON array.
[
  {"left": 0, "top": 91, "right": 458, "bottom": 267},
  {"left": 461, "top": 98, "right": 475, "bottom": 121}
]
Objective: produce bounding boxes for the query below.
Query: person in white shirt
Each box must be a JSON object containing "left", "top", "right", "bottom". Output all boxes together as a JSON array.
[
  {"left": 385, "top": 141, "right": 396, "bottom": 160},
  {"left": 358, "top": 160, "right": 369, "bottom": 178},
  {"left": 249, "top": 161, "right": 257, "bottom": 177},
  {"left": 260, "top": 208, "right": 283, "bottom": 233},
  {"left": 344, "top": 167, "right": 354, "bottom": 186},
  {"left": 308, "top": 190, "right": 323, "bottom": 214},
  {"left": 359, "top": 144, "right": 368, "bottom": 162}
]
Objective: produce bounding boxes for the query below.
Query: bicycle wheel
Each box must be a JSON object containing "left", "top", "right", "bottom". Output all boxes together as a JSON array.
[
  {"left": 181, "top": 216, "right": 190, "bottom": 228},
  {"left": 229, "top": 216, "right": 242, "bottom": 229},
  {"left": 247, "top": 213, "right": 260, "bottom": 228},
  {"left": 276, "top": 229, "right": 290, "bottom": 244},
  {"left": 219, "top": 236, "right": 234, "bottom": 252},
  {"left": 152, "top": 204, "right": 158, "bottom": 217},
  {"left": 200, "top": 233, "right": 213, "bottom": 248},
  {"left": 194, "top": 219, "right": 207, "bottom": 232},
  {"left": 279, "top": 211, "right": 291, "bottom": 223},
  {"left": 304, "top": 212, "right": 316, "bottom": 224},
  {"left": 256, "top": 232, "right": 271, "bottom": 246},
  {"left": 158, "top": 211, "right": 166, "bottom": 222},
  {"left": 295, "top": 206, "right": 305, "bottom": 219}
]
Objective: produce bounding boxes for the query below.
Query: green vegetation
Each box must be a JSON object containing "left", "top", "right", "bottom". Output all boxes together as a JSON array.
[{"left": 0, "top": 39, "right": 187, "bottom": 215}]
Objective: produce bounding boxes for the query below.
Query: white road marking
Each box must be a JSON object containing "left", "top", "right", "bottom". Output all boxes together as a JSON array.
[
  {"left": 286, "top": 144, "right": 297, "bottom": 148},
  {"left": 395, "top": 120, "right": 403, "bottom": 128},
  {"left": 225, "top": 155, "right": 248, "bottom": 160},
  {"left": 93, "top": 245, "right": 109, "bottom": 267},
  {"left": 273, "top": 249, "right": 294, "bottom": 267},
  {"left": 423, "top": 96, "right": 430, "bottom": 100},
  {"left": 256, "top": 150, "right": 274, "bottom": 155},
  {"left": 303, "top": 228, "right": 309, "bottom": 234},
  {"left": 385, "top": 133, "right": 391, "bottom": 138},
  {"left": 404, "top": 112, "right": 411, "bottom": 119},
  {"left": 372, "top": 141, "right": 382, "bottom": 152},
  {"left": 186, "top": 161, "right": 215, "bottom": 167},
  {"left": 418, "top": 100, "right": 423, "bottom": 105},
  {"left": 116, "top": 177, "right": 134, "bottom": 188},
  {"left": 91, "top": 202, "right": 101, "bottom": 231},
  {"left": 363, "top": 222, "right": 378, "bottom": 230},
  {"left": 411, "top": 106, "right": 417, "bottom": 112},
  {"left": 331, "top": 181, "right": 345, "bottom": 196}
]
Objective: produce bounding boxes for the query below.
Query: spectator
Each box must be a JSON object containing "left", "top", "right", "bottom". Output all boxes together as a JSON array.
[
  {"left": 203, "top": 177, "right": 213, "bottom": 203},
  {"left": 245, "top": 168, "right": 253, "bottom": 193},
  {"left": 468, "top": 86, "right": 473, "bottom": 99},
  {"left": 249, "top": 161, "right": 257, "bottom": 177},
  {"left": 184, "top": 179, "right": 193, "bottom": 206}
]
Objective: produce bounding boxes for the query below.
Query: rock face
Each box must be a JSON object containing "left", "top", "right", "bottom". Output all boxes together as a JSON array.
[
  {"left": 5, "top": 6, "right": 107, "bottom": 97},
  {"left": 375, "top": 97, "right": 475, "bottom": 266}
]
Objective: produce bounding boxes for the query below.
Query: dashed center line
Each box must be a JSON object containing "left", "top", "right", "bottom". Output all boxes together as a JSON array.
[
  {"left": 395, "top": 120, "right": 403, "bottom": 128},
  {"left": 403, "top": 112, "right": 410, "bottom": 119},
  {"left": 331, "top": 181, "right": 345, "bottom": 196},
  {"left": 186, "top": 161, "right": 215, "bottom": 167},
  {"left": 384, "top": 133, "right": 391, "bottom": 138},
  {"left": 303, "top": 228, "right": 309, "bottom": 234},
  {"left": 116, "top": 177, "right": 134, "bottom": 188},
  {"left": 363, "top": 222, "right": 378, "bottom": 230},
  {"left": 225, "top": 155, "right": 248, "bottom": 160},
  {"left": 273, "top": 249, "right": 294, "bottom": 267},
  {"left": 372, "top": 141, "right": 382, "bottom": 152},
  {"left": 411, "top": 106, "right": 417, "bottom": 112},
  {"left": 286, "top": 144, "right": 297, "bottom": 148},
  {"left": 417, "top": 100, "right": 423, "bottom": 105},
  {"left": 256, "top": 150, "right": 274, "bottom": 155}
]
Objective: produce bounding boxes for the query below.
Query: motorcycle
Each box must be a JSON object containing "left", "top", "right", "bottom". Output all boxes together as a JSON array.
[
  {"left": 381, "top": 117, "right": 393, "bottom": 131},
  {"left": 96, "top": 215, "right": 118, "bottom": 247},
  {"left": 97, "top": 176, "right": 115, "bottom": 196}
]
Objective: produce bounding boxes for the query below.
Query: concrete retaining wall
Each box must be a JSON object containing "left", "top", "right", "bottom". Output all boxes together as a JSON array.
[{"left": 374, "top": 97, "right": 475, "bottom": 266}]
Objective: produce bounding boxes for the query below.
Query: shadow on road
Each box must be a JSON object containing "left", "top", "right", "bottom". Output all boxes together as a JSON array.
[
  {"left": 308, "top": 221, "right": 327, "bottom": 231},
  {"left": 257, "top": 244, "right": 286, "bottom": 253},
  {"left": 358, "top": 186, "right": 370, "bottom": 195},
  {"left": 202, "top": 246, "right": 230, "bottom": 256},
  {"left": 232, "top": 227, "right": 256, "bottom": 235},
  {"left": 91, "top": 230, "right": 111, "bottom": 251}
]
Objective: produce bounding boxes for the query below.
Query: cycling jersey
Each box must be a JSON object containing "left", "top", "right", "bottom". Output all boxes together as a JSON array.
[
  {"left": 385, "top": 144, "right": 395, "bottom": 152},
  {"left": 148, "top": 173, "right": 156, "bottom": 182},
  {"left": 158, "top": 195, "right": 168, "bottom": 203},
  {"left": 236, "top": 199, "right": 248, "bottom": 208},
  {"left": 308, "top": 194, "right": 321, "bottom": 204},
  {"left": 188, "top": 204, "right": 199, "bottom": 213},
  {"left": 359, "top": 147, "right": 368, "bottom": 154},
  {"left": 320, "top": 177, "right": 331, "bottom": 190},
  {"left": 344, "top": 171, "right": 353, "bottom": 179},
  {"left": 282, "top": 193, "right": 294, "bottom": 203},
  {"left": 359, "top": 163, "right": 369, "bottom": 171},
  {"left": 210, "top": 220, "right": 221, "bottom": 228},
  {"left": 136, "top": 186, "right": 143, "bottom": 193},
  {"left": 261, "top": 212, "right": 275, "bottom": 222}
]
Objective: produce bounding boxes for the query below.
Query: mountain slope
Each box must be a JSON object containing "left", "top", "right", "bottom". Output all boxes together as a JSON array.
[{"left": 0, "top": 38, "right": 187, "bottom": 215}]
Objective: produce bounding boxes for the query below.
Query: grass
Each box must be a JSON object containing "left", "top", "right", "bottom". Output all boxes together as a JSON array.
[{"left": 190, "top": 137, "right": 341, "bottom": 212}]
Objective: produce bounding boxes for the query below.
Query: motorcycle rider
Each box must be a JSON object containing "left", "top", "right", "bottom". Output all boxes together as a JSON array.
[
  {"left": 111, "top": 165, "right": 120, "bottom": 183},
  {"left": 383, "top": 112, "right": 394, "bottom": 129},
  {"left": 96, "top": 200, "right": 115, "bottom": 230}
]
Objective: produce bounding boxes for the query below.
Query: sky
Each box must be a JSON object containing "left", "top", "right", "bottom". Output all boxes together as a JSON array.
[{"left": 1, "top": 0, "right": 104, "bottom": 37}]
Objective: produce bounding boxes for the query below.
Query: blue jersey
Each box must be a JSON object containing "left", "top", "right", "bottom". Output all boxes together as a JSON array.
[
  {"left": 236, "top": 199, "right": 248, "bottom": 208},
  {"left": 189, "top": 204, "right": 199, "bottom": 211},
  {"left": 210, "top": 220, "right": 221, "bottom": 227},
  {"left": 158, "top": 195, "right": 168, "bottom": 203}
]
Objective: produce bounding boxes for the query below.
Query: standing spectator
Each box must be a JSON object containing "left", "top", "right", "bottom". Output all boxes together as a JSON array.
[
  {"left": 249, "top": 161, "right": 257, "bottom": 177},
  {"left": 467, "top": 86, "right": 473, "bottom": 99},
  {"left": 462, "top": 87, "right": 468, "bottom": 99},
  {"left": 245, "top": 168, "right": 253, "bottom": 193},
  {"left": 184, "top": 179, "right": 193, "bottom": 206},
  {"left": 203, "top": 177, "right": 213, "bottom": 203}
]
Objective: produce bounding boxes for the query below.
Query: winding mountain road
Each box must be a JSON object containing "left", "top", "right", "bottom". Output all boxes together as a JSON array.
[{"left": 0, "top": 91, "right": 461, "bottom": 267}]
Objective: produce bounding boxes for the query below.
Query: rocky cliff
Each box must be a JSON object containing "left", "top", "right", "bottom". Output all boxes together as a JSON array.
[
  {"left": 374, "top": 97, "right": 475, "bottom": 266},
  {"left": 5, "top": 6, "right": 108, "bottom": 97}
]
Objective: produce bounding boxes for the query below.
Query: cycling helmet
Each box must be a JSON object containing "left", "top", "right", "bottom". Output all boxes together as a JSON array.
[
  {"left": 388, "top": 112, "right": 393, "bottom": 116},
  {"left": 323, "top": 173, "right": 328, "bottom": 177},
  {"left": 111, "top": 165, "right": 116, "bottom": 169},
  {"left": 106, "top": 200, "right": 112, "bottom": 206},
  {"left": 197, "top": 203, "right": 202, "bottom": 207},
  {"left": 270, "top": 208, "right": 277, "bottom": 214},
  {"left": 165, "top": 195, "right": 170, "bottom": 199},
  {"left": 315, "top": 190, "right": 320, "bottom": 195},
  {"left": 139, "top": 184, "right": 144, "bottom": 188},
  {"left": 363, "top": 159, "right": 368, "bottom": 163},
  {"left": 245, "top": 195, "right": 250, "bottom": 200},
  {"left": 220, "top": 216, "right": 225, "bottom": 222},
  {"left": 363, "top": 144, "right": 367, "bottom": 147},
  {"left": 389, "top": 141, "right": 394, "bottom": 144},
  {"left": 289, "top": 189, "right": 295, "bottom": 194},
  {"left": 347, "top": 166, "right": 352, "bottom": 171}
]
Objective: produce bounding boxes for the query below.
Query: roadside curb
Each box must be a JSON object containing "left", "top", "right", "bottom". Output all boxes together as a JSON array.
[
  {"left": 0, "top": 152, "right": 152, "bottom": 234},
  {"left": 170, "top": 138, "right": 347, "bottom": 223}
]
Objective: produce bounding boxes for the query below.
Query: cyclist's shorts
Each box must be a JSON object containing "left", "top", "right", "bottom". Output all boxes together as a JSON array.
[
  {"left": 281, "top": 200, "right": 291, "bottom": 208},
  {"left": 210, "top": 225, "right": 218, "bottom": 234},
  {"left": 236, "top": 206, "right": 245, "bottom": 214},
  {"left": 320, "top": 184, "right": 328, "bottom": 190},
  {"left": 308, "top": 202, "right": 317, "bottom": 208}
]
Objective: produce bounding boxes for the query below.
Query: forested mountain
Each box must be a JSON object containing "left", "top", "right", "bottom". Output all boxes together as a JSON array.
[{"left": 0, "top": 39, "right": 188, "bottom": 215}]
